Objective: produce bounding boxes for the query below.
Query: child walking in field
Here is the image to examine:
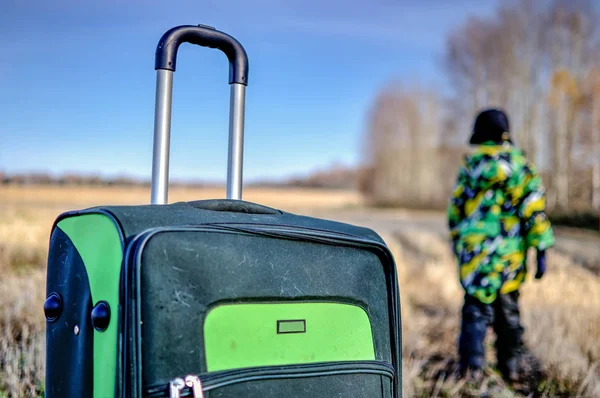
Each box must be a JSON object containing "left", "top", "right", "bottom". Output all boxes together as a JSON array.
[{"left": 447, "top": 109, "right": 555, "bottom": 381}]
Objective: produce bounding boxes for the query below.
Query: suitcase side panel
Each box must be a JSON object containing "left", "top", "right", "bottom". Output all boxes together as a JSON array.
[
  {"left": 45, "top": 227, "right": 93, "bottom": 398},
  {"left": 46, "top": 213, "right": 124, "bottom": 398}
]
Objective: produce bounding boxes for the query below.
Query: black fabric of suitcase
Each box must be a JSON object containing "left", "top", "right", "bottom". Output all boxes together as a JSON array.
[{"left": 45, "top": 199, "right": 401, "bottom": 397}]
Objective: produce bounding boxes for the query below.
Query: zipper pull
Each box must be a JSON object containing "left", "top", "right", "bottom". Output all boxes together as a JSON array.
[
  {"left": 169, "top": 377, "right": 185, "bottom": 398},
  {"left": 185, "top": 375, "right": 204, "bottom": 398}
]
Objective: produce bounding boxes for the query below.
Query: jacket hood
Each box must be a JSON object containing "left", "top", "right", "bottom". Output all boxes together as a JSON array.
[{"left": 463, "top": 145, "right": 520, "bottom": 191}]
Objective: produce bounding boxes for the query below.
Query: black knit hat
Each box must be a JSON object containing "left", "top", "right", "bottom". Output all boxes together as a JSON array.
[{"left": 469, "top": 108, "right": 511, "bottom": 145}]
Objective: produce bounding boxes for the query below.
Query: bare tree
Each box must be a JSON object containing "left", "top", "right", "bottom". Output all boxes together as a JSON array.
[
  {"left": 360, "top": 84, "right": 446, "bottom": 208},
  {"left": 361, "top": 0, "right": 599, "bottom": 215},
  {"left": 443, "top": 0, "right": 599, "bottom": 211},
  {"left": 545, "top": 0, "right": 599, "bottom": 209},
  {"left": 443, "top": 0, "right": 550, "bottom": 163},
  {"left": 592, "top": 68, "right": 600, "bottom": 209}
]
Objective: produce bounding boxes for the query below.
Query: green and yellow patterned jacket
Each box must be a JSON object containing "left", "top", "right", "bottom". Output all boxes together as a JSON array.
[{"left": 447, "top": 143, "right": 555, "bottom": 303}]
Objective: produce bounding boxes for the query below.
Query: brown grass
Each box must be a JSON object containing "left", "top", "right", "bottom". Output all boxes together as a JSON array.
[
  {"left": 0, "top": 185, "right": 361, "bottom": 397},
  {"left": 0, "top": 184, "right": 362, "bottom": 211},
  {"left": 1, "top": 185, "right": 598, "bottom": 397},
  {"left": 385, "top": 228, "right": 600, "bottom": 397},
  {"left": 0, "top": 271, "right": 46, "bottom": 398}
]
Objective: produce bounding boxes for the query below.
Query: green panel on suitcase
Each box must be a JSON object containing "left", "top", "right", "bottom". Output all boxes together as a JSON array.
[
  {"left": 57, "top": 214, "right": 123, "bottom": 398},
  {"left": 204, "top": 302, "right": 375, "bottom": 371}
]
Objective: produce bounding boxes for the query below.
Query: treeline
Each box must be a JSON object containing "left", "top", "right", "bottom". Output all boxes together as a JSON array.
[
  {"left": 0, "top": 172, "right": 224, "bottom": 188},
  {"left": 360, "top": 0, "right": 600, "bottom": 226},
  {"left": 0, "top": 167, "right": 359, "bottom": 190},
  {"left": 284, "top": 163, "right": 358, "bottom": 190},
  {"left": 0, "top": 172, "right": 151, "bottom": 187}
]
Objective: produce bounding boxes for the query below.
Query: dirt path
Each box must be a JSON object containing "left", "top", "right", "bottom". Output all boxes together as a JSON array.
[{"left": 308, "top": 207, "right": 600, "bottom": 273}]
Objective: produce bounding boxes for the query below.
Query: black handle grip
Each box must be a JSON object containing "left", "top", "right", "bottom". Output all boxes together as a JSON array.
[
  {"left": 155, "top": 25, "right": 249, "bottom": 85},
  {"left": 187, "top": 199, "right": 282, "bottom": 215}
]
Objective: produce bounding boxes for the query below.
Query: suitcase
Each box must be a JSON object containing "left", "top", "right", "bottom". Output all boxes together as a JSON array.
[{"left": 43, "top": 24, "right": 402, "bottom": 398}]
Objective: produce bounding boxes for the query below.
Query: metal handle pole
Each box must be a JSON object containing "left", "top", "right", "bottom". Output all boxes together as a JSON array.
[
  {"left": 151, "top": 69, "right": 174, "bottom": 205},
  {"left": 150, "top": 25, "right": 249, "bottom": 204},
  {"left": 226, "top": 83, "right": 246, "bottom": 200}
]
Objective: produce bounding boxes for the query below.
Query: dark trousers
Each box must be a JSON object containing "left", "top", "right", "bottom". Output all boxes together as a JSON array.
[{"left": 458, "top": 291, "right": 524, "bottom": 375}]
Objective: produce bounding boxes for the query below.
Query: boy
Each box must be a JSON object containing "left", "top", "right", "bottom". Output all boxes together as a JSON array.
[{"left": 447, "top": 109, "right": 555, "bottom": 381}]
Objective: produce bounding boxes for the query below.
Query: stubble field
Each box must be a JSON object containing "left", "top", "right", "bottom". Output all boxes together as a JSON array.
[{"left": 0, "top": 185, "right": 598, "bottom": 397}]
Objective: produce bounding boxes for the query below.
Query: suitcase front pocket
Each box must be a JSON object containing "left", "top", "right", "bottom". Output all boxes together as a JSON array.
[
  {"left": 203, "top": 301, "right": 376, "bottom": 372},
  {"left": 144, "top": 360, "right": 395, "bottom": 398},
  {"left": 130, "top": 225, "right": 399, "bottom": 397}
]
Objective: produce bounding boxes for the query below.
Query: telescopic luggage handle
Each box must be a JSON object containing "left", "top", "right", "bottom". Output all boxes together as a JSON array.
[{"left": 151, "top": 25, "right": 249, "bottom": 205}]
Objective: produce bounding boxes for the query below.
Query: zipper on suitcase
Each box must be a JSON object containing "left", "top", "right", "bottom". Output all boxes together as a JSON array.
[
  {"left": 144, "top": 360, "right": 395, "bottom": 397},
  {"left": 167, "top": 375, "right": 203, "bottom": 398}
]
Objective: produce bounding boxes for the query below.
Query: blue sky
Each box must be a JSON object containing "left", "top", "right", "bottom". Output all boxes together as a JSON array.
[{"left": 0, "top": 0, "right": 498, "bottom": 183}]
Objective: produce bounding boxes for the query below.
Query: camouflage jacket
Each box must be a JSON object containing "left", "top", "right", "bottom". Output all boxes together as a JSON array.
[{"left": 447, "top": 143, "right": 555, "bottom": 303}]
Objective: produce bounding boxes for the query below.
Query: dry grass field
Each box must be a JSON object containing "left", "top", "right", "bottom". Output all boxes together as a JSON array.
[{"left": 0, "top": 185, "right": 598, "bottom": 397}]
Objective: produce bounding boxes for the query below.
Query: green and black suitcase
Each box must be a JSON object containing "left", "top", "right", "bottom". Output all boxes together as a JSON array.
[{"left": 43, "top": 25, "right": 402, "bottom": 398}]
